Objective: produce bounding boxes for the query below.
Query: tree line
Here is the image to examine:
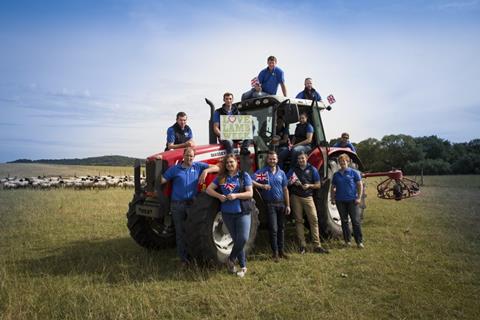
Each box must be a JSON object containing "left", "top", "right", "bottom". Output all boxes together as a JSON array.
[{"left": 332, "top": 135, "right": 480, "bottom": 175}]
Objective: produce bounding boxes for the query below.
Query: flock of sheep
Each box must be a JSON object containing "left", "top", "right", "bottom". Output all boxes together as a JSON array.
[{"left": 0, "top": 175, "right": 146, "bottom": 190}]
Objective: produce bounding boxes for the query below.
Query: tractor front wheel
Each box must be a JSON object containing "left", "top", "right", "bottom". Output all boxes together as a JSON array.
[{"left": 185, "top": 193, "right": 260, "bottom": 265}]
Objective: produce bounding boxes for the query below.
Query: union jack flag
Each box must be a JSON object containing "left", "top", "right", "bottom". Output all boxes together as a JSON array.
[
  {"left": 224, "top": 182, "right": 236, "bottom": 192},
  {"left": 327, "top": 94, "right": 336, "bottom": 105},
  {"left": 288, "top": 172, "right": 299, "bottom": 185},
  {"left": 251, "top": 77, "right": 260, "bottom": 88},
  {"left": 255, "top": 172, "right": 269, "bottom": 183}
]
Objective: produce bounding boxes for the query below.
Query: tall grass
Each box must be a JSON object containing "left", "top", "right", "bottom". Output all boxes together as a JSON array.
[{"left": 0, "top": 175, "right": 479, "bottom": 319}]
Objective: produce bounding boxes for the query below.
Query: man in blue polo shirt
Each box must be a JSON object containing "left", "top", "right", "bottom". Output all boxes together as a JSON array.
[
  {"left": 161, "top": 147, "right": 219, "bottom": 265},
  {"left": 333, "top": 132, "right": 356, "bottom": 152},
  {"left": 257, "top": 56, "right": 287, "bottom": 96},
  {"left": 296, "top": 78, "right": 322, "bottom": 101},
  {"left": 252, "top": 151, "right": 291, "bottom": 261},
  {"left": 165, "top": 111, "right": 195, "bottom": 151},
  {"left": 213, "top": 92, "right": 250, "bottom": 155}
]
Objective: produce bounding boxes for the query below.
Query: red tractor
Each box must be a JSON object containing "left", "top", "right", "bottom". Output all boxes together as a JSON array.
[{"left": 126, "top": 96, "right": 419, "bottom": 263}]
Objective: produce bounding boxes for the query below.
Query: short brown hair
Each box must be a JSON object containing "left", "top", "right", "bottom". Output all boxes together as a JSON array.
[
  {"left": 183, "top": 147, "right": 195, "bottom": 155},
  {"left": 267, "top": 56, "right": 277, "bottom": 62},
  {"left": 176, "top": 111, "right": 187, "bottom": 119},
  {"left": 223, "top": 92, "right": 234, "bottom": 99}
]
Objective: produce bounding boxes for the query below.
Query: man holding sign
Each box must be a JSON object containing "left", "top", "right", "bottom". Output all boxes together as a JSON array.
[{"left": 213, "top": 92, "right": 251, "bottom": 155}]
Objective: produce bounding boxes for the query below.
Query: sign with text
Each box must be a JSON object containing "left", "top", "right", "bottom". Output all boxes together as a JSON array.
[{"left": 220, "top": 115, "right": 253, "bottom": 140}]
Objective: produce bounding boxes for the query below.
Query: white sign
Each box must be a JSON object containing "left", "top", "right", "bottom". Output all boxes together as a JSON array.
[{"left": 220, "top": 115, "right": 253, "bottom": 140}]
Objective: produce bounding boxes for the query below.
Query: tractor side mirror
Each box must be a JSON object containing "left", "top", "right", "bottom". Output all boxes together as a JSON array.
[{"left": 282, "top": 102, "right": 299, "bottom": 124}]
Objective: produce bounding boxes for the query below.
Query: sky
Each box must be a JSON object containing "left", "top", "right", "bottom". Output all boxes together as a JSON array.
[{"left": 0, "top": 0, "right": 479, "bottom": 162}]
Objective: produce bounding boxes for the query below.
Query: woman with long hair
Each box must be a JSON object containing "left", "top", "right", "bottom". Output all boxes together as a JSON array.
[{"left": 206, "top": 154, "right": 253, "bottom": 277}]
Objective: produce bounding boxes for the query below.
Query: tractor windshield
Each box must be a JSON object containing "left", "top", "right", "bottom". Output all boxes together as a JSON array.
[{"left": 242, "top": 105, "right": 274, "bottom": 152}]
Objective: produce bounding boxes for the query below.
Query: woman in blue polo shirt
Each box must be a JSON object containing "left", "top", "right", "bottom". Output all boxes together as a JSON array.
[
  {"left": 206, "top": 154, "right": 253, "bottom": 277},
  {"left": 330, "top": 153, "right": 364, "bottom": 248}
]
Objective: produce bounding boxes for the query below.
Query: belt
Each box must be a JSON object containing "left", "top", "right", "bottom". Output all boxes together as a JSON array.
[
  {"left": 265, "top": 200, "right": 284, "bottom": 204},
  {"left": 171, "top": 199, "right": 194, "bottom": 205}
]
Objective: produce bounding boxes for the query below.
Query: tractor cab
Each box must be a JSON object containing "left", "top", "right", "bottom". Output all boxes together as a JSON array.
[{"left": 206, "top": 95, "right": 331, "bottom": 173}]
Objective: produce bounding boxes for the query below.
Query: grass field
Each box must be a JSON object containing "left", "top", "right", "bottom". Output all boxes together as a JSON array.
[{"left": 1, "top": 172, "right": 479, "bottom": 319}]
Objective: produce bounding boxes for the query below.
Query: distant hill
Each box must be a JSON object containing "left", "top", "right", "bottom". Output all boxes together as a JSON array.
[{"left": 8, "top": 155, "right": 145, "bottom": 167}]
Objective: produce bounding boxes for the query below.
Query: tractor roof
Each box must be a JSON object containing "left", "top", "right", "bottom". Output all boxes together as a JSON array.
[{"left": 234, "top": 95, "right": 329, "bottom": 111}]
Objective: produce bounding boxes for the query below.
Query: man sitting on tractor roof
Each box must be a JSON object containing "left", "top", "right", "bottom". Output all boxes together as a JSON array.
[{"left": 257, "top": 55, "right": 287, "bottom": 97}]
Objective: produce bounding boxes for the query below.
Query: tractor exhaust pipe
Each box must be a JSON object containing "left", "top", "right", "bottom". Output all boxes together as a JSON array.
[{"left": 205, "top": 98, "right": 217, "bottom": 144}]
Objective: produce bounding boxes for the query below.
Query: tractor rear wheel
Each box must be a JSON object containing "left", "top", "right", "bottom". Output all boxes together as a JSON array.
[
  {"left": 315, "top": 160, "right": 365, "bottom": 240},
  {"left": 185, "top": 193, "right": 260, "bottom": 265},
  {"left": 126, "top": 195, "right": 176, "bottom": 249}
]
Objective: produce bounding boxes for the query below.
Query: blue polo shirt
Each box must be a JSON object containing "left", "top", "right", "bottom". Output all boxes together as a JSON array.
[
  {"left": 333, "top": 141, "right": 356, "bottom": 152},
  {"left": 332, "top": 168, "right": 361, "bottom": 201},
  {"left": 166, "top": 126, "right": 193, "bottom": 144},
  {"left": 252, "top": 166, "right": 288, "bottom": 202},
  {"left": 213, "top": 108, "right": 236, "bottom": 127},
  {"left": 258, "top": 66, "right": 285, "bottom": 95},
  {"left": 213, "top": 172, "right": 252, "bottom": 213},
  {"left": 296, "top": 90, "right": 322, "bottom": 101},
  {"left": 163, "top": 162, "right": 209, "bottom": 201}
]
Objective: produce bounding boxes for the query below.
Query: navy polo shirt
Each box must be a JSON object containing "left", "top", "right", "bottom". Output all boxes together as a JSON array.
[
  {"left": 166, "top": 126, "right": 193, "bottom": 144},
  {"left": 213, "top": 172, "right": 252, "bottom": 213},
  {"left": 333, "top": 141, "right": 356, "bottom": 152},
  {"left": 162, "top": 162, "right": 209, "bottom": 201},
  {"left": 332, "top": 168, "right": 361, "bottom": 201},
  {"left": 258, "top": 66, "right": 285, "bottom": 95},
  {"left": 213, "top": 109, "right": 236, "bottom": 127},
  {"left": 252, "top": 166, "right": 288, "bottom": 202},
  {"left": 295, "top": 90, "right": 322, "bottom": 101},
  {"left": 286, "top": 164, "right": 320, "bottom": 198}
]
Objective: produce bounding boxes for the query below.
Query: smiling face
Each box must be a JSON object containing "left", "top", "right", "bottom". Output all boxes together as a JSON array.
[
  {"left": 183, "top": 149, "right": 195, "bottom": 166},
  {"left": 338, "top": 154, "right": 350, "bottom": 170},
  {"left": 176, "top": 115, "right": 187, "bottom": 129},
  {"left": 299, "top": 113, "right": 308, "bottom": 124},
  {"left": 223, "top": 94, "right": 233, "bottom": 107},
  {"left": 297, "top": 153, "right": 308, "bottom": 168},
  {"left": 267, "top": 153, "right": 278, "bottom": 168},
  {"left": 304, "top": 78, "right": 313, "bottom": 90},
  {"left": 225, "top": 156, "right": 238, "bottom": 174},
  {"left": 267, "top": 57, "right": 277, "bottom": 70}
]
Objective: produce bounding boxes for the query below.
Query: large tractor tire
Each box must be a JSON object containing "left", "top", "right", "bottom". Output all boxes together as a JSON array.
[
  {"left": 315, "top": 160, "right": 365, "bottom": 240},
  {"left": 185, "top": 193, "right": 260, "bottom": 265},
  {"left": 126, "top": 195, "right": 176, "bottom": 249}
]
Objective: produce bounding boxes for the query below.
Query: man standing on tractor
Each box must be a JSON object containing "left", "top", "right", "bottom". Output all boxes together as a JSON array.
[
  {"left": 251, "top": 151, "right": 291, "bottom": 262},
  {"left": 213, "top": 92, "right": 250, "bottom": 155},
  {"left": 161, "top": 147, "right": 219, "bottom": 266},
  {"left": 257, "top": 56, "right": 287, "bottom": 96},
  {"left": 287, "top": 152, "right": 329, "bottom": 254},
  {"left": 333, "top": 132, "right": 356, "bottom": 152},
  {"left": 296, "top": 77, "right": 322, "bottom": 101},
  {"left": 165, "top": 111, "right": 195, "bottom": 151}
]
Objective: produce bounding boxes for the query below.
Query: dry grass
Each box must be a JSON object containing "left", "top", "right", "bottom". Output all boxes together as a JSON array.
[{"left": 0, "top": 173, "right": 479, "bottom": 319}]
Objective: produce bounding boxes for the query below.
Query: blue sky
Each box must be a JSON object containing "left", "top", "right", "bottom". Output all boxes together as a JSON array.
[{"left": 0, "top": 0, "right": 479, "bottom": 162}]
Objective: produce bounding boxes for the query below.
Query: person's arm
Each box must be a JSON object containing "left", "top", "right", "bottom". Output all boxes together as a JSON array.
[
  {"left": 167, "top": 139, "right": 195, "bottom": 150},
  {"left": 213, "top": 122, "right": 221, "bottom": 138},
  {"left": 206, "top": 181, "right": 227, "bottom": 202},
  {"left": 226, "top": 175, "right": 253, "bottom": 200},
  {"left": 199, "top": 164, "right": 220, "bottom": 184},
  {"left": 355, "top": 180, "right": 363, "bottom": 205},
  {"left": 302, "top": 168, "right": 321, "bottom": 190},
  {"left": 283, "top": 185, "right": 291, "bottom": 215},
  {"left": 280, "top": 82, "right": 287, "bottom": 97},
  {"left": 252, "top": 180, "right": 271, "bottom": 190},
  {"left": 293, "top": 132, "right": 313, "bottom": 147}
]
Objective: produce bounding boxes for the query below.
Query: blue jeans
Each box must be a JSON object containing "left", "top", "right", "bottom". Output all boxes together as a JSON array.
[
  {"left": 336, "top": 200, "right": 363, "bottom": 244},
  {"left": 266, "top": 203, "right": 286, "bottom": 253},
  {"left": 222, "top": 212, "right": 251, "bottom": 268},
  {"left": 220, "top": 139, "right": 251, "bottom": 155},
  {"left": 170, "top": 201, "right": 191, "bottom": 262}
]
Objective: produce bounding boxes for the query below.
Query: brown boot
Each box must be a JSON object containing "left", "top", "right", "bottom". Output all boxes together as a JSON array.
[
  {"left": 272, "top": 252, "right": 280, "bottom": 263},
  {"left": 279, "top": 251, "right": 289, "bottom": 259}
]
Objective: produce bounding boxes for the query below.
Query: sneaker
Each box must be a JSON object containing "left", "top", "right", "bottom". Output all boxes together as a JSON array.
[
  {"left": 236, "top": 267, "right": 247, "bottom": 278},
  {"left": 299, "top": 246, "right": 306, "bottom": 254},
  {"left": 226, "top": 259, "right": 237, "bottom": 273},
  {"left": 279, "top": 251, "right": 289, "bottom": 259},
  {"left": 314, "top": 246, "right": 330, "bottom": 254},
  {"left": 272, "top": 252, "right": 280, "bottom": 263},
  {"left": 357, "top": 243, "right": 365, "bottom": 249}
]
